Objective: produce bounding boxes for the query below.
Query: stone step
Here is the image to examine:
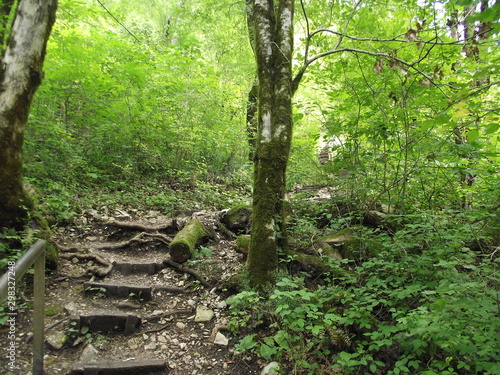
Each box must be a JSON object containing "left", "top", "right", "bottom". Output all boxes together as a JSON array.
[
  {"left": 67, "top": 359, "right": 169, "bottom": 375},
  {"left": 69, "top": 313, "right": 141, "bottom": 336},
  {"left": 113, "top": 261, "right": 164, "bottom": 275},
  {"left": 83, "top": 281, "right": 153, "bottom": 301}
]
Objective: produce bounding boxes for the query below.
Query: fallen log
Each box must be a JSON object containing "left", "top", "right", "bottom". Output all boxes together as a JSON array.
[
  {"left": 168, "top": 219, "right": 209, "bottom": 263},
  {"left": 235, "top": 236, "right": 353, "bottom": 279}
]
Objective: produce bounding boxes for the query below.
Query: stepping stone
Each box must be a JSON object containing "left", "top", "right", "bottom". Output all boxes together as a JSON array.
[
  {"left": 83, "top": 281, "right": 152, "bottom": 301},
  {"left": 113, "top": 262, "right": 164, "bottom": 275},
  {"left": 67, "top": 359, "right": 169, "bottom": 375},
  {"left": 69, "top": 313, "right": 141, "bottom": 335}
]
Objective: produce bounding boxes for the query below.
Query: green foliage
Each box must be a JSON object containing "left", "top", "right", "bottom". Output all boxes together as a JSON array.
[
  {"left": 0, "top": 229, "right": 23, "bottom": 270},
  {"left": 229, "top": 210, "right": 499, "bottom": 374},
  {"left": 24, "top": 0, "right": 252, "bottom": 198}
]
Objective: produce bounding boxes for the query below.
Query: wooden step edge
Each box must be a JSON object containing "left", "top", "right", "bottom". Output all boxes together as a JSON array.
[
  {"left": 83, "top": 281, "right": 153, "bottom": 301},
  {"left": 113, "top": 262, "right": 165, "bottom": 275},
  {"left": 67, "top": 359, "right": 169, "bottom": 375}
]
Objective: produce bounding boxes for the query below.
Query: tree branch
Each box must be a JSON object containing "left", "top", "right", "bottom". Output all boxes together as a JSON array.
[{"left": 96, "top": 0, "right": 141, "bottom": 44}]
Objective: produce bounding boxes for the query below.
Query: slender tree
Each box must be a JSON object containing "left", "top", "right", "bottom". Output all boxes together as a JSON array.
[
  {"left": 0, "top": 0, "right": 58, "bottom": 228},
  {"left": 247, "top": 0, "right": 294, "bottom": 288}
]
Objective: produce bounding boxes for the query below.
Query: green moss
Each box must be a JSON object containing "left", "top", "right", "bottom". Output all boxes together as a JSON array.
[
  {"left": 169, "top": 219, "right": 209, "bottom": 263},
  {"left": 224, "top": 204, "right": 252, "bottom": 231},
  {"left": 45, "top": 304, "right": 61, "bottom": 317},
  {"left": 235, "top": 235, "right": 251, "bottom": 256}
]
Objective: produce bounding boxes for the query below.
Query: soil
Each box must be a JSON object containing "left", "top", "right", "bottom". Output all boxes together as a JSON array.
[{"left": 0, "top": 208, "right": 263, "bottom": 375}]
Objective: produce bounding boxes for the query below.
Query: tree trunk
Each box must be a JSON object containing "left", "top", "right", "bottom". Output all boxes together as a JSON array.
[
  {"left": 0, "top": 0, "right": 57, "bottom": 229},
  {"left": 247, "top": 0, "right": 294, "bottom": 289},
  {"left": 246, "top": 79, "right": 258, "bottom": 160}
]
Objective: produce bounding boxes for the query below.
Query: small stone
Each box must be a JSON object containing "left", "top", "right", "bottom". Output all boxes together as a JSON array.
[
  {"left": 128, "top": 338, "right": 138, "bottom": 350},
  {"left": 213, "top": 332, "right": 229, "bottom": 346},
  {"left": 179, "top": 342, "right": 187, "bottom": 350},
  {"left": 79, "top": 344, "right": 98, "bottom": 362},
  {"left": 194, "top": 306, "right": 214, "bottom": 322},
  {"left": 216, "top": 301, "right": 227, "bottom": 310},
  {"left": 145, "top": 342, "right": 157, "bottom": 350},
  {"left": 158, "top": 335, "right": 167, "bottom": 343},
  {"left": 176, "top": 322, "right": 186, "bottom": 330},
  {"left": 87, "top": 236, "right": 98, "bottom": 241},
  {"left": 187, "top": 299, "right": 196, "bottom": 306},
  {"left": 261, "top": 362, "right": 281, "bottom": 375},
  {"left": 45, "top": 331, "right": 67, "bottom": 350},
  {"left": 64, "top": 301, "right": 78, "bottom": 315}
]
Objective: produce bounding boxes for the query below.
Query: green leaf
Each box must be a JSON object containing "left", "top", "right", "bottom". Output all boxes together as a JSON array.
[
  {"left": 484, "top": 123, "right": 500, "bottom": 135},
  {"left": 259, "top": 343, "right": 277, "bottom": 360},
  {"left": 236, "top": 334, "right": 257, "bottom": 352}
]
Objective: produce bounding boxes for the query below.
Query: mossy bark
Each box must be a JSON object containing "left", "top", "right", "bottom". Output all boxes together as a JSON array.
[
  {"left": 247, "top": 0, "right": 294, "bottom": 290},
  {"left": 0, "top": 0, "right": 58, "bottom": 229},
  {"left": 169, "top": 219, "right": 209, "bottom": 263}
]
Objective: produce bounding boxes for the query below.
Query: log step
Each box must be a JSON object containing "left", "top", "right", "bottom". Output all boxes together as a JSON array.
[
  {"left": 67, "top": 359, "right": 169, "bottom": 375},
  {"left": 113, "top": 262, "right": 164, "bottom": 275},
  {"left": 83, "top": 281, "right": 153, "bottom": 301},
  {"left": 69, "top": 313, "right": 141, "bottom": 335}
]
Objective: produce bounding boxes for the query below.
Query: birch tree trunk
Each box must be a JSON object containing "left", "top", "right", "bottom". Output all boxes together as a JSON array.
[
  {"left": 0, "top": 0, "right": 57, "bottom": 228},
  {"left": 247, "top": 0, "right": 294, "bottom": 288}
]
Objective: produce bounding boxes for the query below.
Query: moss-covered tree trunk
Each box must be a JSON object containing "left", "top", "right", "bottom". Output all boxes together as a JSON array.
[
  {"left": 0, "top": 0, "right": 57, "bottom": 229},
  {"left": 247, "top": 0, "right": 294, "bottom": 289}
]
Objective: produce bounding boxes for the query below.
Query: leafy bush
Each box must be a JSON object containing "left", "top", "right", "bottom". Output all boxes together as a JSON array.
[{"left": 228, "top": 211, "right": 500, "bottom": 375}]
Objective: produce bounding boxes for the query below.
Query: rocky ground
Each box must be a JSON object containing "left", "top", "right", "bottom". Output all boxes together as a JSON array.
[{"left": 0, "top": 208, "right": 266, "bottom": 375}]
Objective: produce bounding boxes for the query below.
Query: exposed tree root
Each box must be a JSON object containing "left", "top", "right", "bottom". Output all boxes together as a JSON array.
[
  {"left": 55, "top": 243, "right": 85, "bottom": 253},
  {"left": 94, "top": 232, "right": 172, "bottom": 250},
  {"left": 60, "top": 252, "right": 110, "bottom": 265},
  {"left": 163, "top": 258, "right": 212, "bottom": 289},
  {"left": 59, "top": 252, "right": 113, "bottom": 277},
  {"left": 143, "top": 309, "right": 193, "bottom": 322},
  {"left": 153, "top": 285, "right": 188, "bottom": 294},
  {"left": 143, "top": 323, "right": 171, "bottom": 334},
  {"left": 105, "top": 219, "right": 177, "bottom": 233}
]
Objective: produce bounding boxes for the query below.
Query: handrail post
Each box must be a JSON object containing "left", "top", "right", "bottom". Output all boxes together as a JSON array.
[
  {"left": 33, "top": 248, "right": 45, "bottom": 375},
  {"left": 0, "top": 239, "right": 46, "bottom": 375}
]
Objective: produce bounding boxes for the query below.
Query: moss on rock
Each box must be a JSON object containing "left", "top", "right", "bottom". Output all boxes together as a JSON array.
[
  {"left": 235, "top": 235, "right": 251, "bottom": 257},
  {"left": 223, "top": 205, "right": 252, "bottom": 233}
]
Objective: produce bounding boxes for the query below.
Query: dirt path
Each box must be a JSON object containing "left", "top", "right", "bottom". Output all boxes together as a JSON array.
[{"left": 0, "top": 209, "right": 261, "bottom": 375}]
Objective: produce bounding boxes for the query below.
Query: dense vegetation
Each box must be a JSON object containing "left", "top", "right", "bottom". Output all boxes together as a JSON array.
[{"left": 1, "top": 0, "right": 499, "bottom": 374}]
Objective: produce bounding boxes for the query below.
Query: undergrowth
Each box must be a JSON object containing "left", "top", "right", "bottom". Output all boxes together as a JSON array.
[{"left": 228, "top": 210, "right": 500, "bottom": 375}]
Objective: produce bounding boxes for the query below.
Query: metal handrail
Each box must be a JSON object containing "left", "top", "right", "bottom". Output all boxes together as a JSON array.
[{"left": 0, "top": 239, "right": 46, "bottom": 375}]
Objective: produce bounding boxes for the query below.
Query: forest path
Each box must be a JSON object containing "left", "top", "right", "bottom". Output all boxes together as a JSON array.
[{"left": 4, "top": 209, "right": 261, "bottom": 375}]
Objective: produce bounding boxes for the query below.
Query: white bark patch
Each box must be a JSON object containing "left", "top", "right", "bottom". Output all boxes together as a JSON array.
[
  {"left": 280, "top": 7, "right": 293, "bottom": 55},
  {"left": 261, "top": 111, "right": 272, "bottom": 143},
  {"left": 255, "top": 0, "right": 273, "bottom": 61},
  {"left": 266, "top": 219, "right": 276, "bottom": 241},
  {"left": 275, "top": 124, "right": 286, "bottom": 139}
]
